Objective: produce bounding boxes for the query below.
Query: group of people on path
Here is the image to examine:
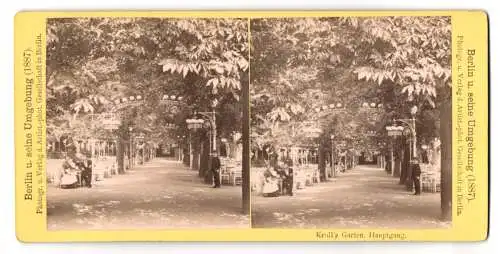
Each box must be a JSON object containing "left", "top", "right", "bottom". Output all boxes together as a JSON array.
[
  {"left": 261, "top": 153, "right": 294, "bottom": 197},
  {"left": 57, "top": 141, "right": 423, "bottom": 196},
  {"left": 60, "top": 144, "right": 93, "bottom": 188}
]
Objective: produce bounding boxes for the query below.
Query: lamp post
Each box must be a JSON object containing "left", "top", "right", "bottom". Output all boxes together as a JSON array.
[
  {"left": 386, "top": 125, "right": 405, "bottom": 176},
  {"left": 385, "top": 105, "right": 418, "bottom": 181},
  {"left": 187, "top": 99, "right": 218, "bottom": 152},
  {"left": 393, "top": 106, "right": 418, "bottom": 159},
  {"left": 186, "top": 118, "right": 205, "bottom": 170},
  {"left": 186, "top": 99, "right": 218, "bottom": 184},
  {"left": 197, "top": 99, "right": 218, "bottom": 153}
]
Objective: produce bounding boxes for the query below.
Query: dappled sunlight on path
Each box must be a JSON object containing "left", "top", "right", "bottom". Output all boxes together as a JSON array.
[
  {"left": 47, "top": 159, "right": 249, "bottom": 230},
  {"left": 252, "top": 165, "right": 449, "bottom": 229}
]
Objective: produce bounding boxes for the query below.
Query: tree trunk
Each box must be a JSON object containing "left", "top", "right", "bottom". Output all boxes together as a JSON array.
[
  {"left": 404, "top": 142, "right": 413, "bottom": 190},
  {"left": 319, "top": 143, "right": 327, "bottom": 182},
  {"left": 197, "top": 139, "right": 204, "bottom": 177},
  {"left": 183, "top": 142, "right": 190, "bottom": 166},
  {"left": 193, "top": 141, "right": 200, "bottom": 174},
  {"left": 390, "top": 147, "right": 395, "bottom": 176},
  {"left": 398, "top": 139, "right": 406, "bottom": 184},
  {"left": 117, "top": 139, "right": 125, "bottom": 174},
  {"left": 201, "top": 139, "right": 212, "bottom": 184},
  {"left": 242, "top": 68, "right": 250, "bottom": 215},
  {"left": 440, "top": 98, "right": 452, "bottom": 221},
  {"left": 394, "top": 154, "right": 401, "bottom": 177}
]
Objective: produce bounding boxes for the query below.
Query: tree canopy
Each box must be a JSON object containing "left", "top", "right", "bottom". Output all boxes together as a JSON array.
[
  {"left": 47, "top": 17, "right": 249, "bottom": 144},
  {"left": 250, "top": 16, "right": 451, "bottom": 151}
]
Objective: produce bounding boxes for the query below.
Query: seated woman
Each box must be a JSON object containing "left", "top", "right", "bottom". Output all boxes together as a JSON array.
[
  {"left": 262, "top": 168, "right": 280, "bottom": 197},
  {"left": 60, "top": 148, "right": 83, "bottom": 188}
]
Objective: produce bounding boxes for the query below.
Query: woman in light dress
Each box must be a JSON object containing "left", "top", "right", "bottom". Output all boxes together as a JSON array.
[{"left": 261, "top": 153, "right": 281, "bottom": 197}]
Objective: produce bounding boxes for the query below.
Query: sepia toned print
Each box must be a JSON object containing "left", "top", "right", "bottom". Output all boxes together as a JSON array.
[
  {"left": 45, "top": 17, "right": 250, "bottom": 230},
  {"left": 250, "top": 17, "right": 452, "bottom": 228},
  {"left": 13, "top": 10, "right": 489, "bottom": 241}
]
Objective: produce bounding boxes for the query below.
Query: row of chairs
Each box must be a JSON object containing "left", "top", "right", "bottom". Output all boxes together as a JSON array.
[
  {"left": 92, "top": 157, "right": 119, "bottom": 181},
  {"left": 420, "top": 171, "right": 441, "bottom": 193},
  {"left": 418, "top": 164, "right": 441, "bottom": 193},
  {"left": 294, "top": 165, "right": 321, "bottom": 189},
  {"left": 220, "top": 160, "right": 242, "bottom": 186}
]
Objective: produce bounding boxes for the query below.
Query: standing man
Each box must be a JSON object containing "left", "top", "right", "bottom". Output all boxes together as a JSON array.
[
  {"left": 211, "top": 152, "right": 222, "bottom": 188},
  {"left": 80, "top": 155, "right": 93, "bottom": 188},
  {"left": 411, "top": 158, "right": 422, "bottom": 195},
  {"left": 385, "top": 152, "right": 391, "bottom": 174},
  {"left": 284, "top": 160, "right": 294, "bottom": 196},
  {"left": 285, "top": 165, "right": 293, "bottom": 196}
]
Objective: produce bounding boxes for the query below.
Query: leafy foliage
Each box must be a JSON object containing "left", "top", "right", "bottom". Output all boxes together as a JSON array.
[
  {"left": 47, "top": 18, "right": 248, "bottom": 143},
  {"left": 250, "top": 17, "right": 451, "bottom": 153}
]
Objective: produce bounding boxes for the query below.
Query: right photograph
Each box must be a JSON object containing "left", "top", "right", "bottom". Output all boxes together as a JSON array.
[{"left": 250, "top": 16, "right": 453, "bottom": 228}]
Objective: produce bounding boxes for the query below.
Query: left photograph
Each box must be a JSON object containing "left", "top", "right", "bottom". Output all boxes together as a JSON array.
[{"left": 45, "top": 17, "right": 250, "bottom": 230}]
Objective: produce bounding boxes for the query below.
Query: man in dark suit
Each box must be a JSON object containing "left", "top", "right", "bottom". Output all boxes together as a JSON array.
[
  {"left": 411, "top": 158, "right": 422, "bottom": 195},
  {"left": 80, "top": 157, "right": 93, "bottom": 188},
  {"left": 211, "top": 152, "right": 221, "bottom": 188},
  {"left": 284, "top": 166, "right": 294, "bottom": 196}
]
